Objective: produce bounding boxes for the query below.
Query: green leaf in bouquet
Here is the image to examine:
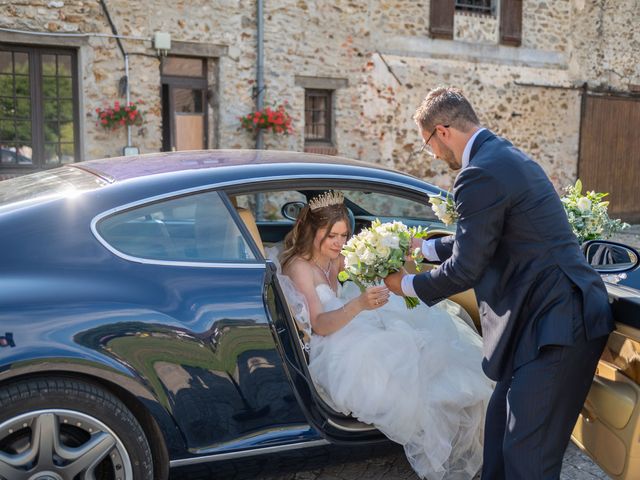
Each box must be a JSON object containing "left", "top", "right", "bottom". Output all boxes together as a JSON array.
[{"left": 404, "top": 296, "right": 420, "bottom": 309}]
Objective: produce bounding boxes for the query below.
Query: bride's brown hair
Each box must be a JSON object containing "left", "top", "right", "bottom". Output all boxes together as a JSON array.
[{"left": 280, "top": 201, "right": 351, "bottom": 270}]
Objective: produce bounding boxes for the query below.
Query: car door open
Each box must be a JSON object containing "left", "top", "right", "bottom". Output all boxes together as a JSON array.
[{"left": 572, "top": 241, "right": 640, "bottom": 479}]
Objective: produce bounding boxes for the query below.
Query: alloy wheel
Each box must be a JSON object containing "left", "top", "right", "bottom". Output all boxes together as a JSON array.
[{"left": 0, "top": 409, "right": 133, "bottom": 480}]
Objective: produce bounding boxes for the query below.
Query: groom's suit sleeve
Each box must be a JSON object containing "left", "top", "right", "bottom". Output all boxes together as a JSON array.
[
  {"left": 413, "top": 165, "right": 508, "bottom": 306},
  {"left": 433, "top": 235, "right": 454, "bottom": 261}
]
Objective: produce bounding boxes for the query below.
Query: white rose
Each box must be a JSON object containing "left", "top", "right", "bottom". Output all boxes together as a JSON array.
[
  {"left": 380, "top": 233, "right": 400, "bottom": 249},
  {"left": 362, "top": 230, "right": 375, "bottom": 244},
  {"left": 433, "top": 203, "right": 447, "bottom": 219},
  {"left": 355, "top": 245, "right": 368, "bottom": 259},
  {"left": 377, "top": 245, "right": 391, "bottom": 258},
  {"left": 345, "top": 252, "right": 359, "bottom": 267},
  {"left": 360, "top": 249, "right": 376, "bottom": 265},
  {"left": 577, "top": 197, "right": 592, "bottom": 212}
]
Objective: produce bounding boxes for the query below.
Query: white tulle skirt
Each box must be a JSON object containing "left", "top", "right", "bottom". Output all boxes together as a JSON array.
[{"left": 309, "top": 282, "right": 493, "bottom": 480}]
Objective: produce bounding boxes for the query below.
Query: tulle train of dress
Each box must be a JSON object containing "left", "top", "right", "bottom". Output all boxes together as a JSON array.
[{"left": 309, "top": 282, "right": 494, "bottom": 480}]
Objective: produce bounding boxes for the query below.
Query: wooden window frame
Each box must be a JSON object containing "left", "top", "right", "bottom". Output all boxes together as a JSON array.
[
  {"left": 0, "top": 44, "right": 80, "bottom": 172},
  {"left": 304, "top": 89, "right": 333, "bottom": 145},
  {"left": 430, "top": 0, "right": 521, "bottom": 45}
]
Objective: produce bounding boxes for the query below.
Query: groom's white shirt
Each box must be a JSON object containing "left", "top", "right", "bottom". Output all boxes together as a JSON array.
[{"left": 401, "top": 128, "right": 486, "bottom": 297}]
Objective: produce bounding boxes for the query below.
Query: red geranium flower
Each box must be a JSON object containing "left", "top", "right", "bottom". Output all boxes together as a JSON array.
[
  {"left": 238, "top": 101, "right": 294, "bottom": 136},
  {"left": 95, "top": 99, "right": 144, "bottom": 130}
]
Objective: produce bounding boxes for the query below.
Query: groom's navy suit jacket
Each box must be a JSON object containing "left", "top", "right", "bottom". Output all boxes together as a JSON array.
[{"left": 413, "top": 130, "right": 614, "bottom": 381}]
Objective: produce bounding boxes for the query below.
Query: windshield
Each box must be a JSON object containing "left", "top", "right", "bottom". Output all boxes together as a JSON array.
[{"left": 0, "top": 166, "right": 108, "bottom": 212}]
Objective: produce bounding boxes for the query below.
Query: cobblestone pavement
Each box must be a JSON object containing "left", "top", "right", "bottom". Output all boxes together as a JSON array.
[{"left": 171, "top": 441, "right": 609, "bottom": 479}]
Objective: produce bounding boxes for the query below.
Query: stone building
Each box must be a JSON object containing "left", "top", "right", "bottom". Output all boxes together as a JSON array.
[{"left": 1, "top": 0, "right": 639, "bottom": 218}]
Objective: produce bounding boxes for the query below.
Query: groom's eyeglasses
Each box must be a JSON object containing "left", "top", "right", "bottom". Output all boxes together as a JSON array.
[{"left": 414, "top": 125, "right": 450, "bottom": 159}]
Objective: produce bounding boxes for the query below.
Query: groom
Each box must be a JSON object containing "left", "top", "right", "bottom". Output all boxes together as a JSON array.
[{"left": 384, "top": 87, "right": 614, "bottom": 480}]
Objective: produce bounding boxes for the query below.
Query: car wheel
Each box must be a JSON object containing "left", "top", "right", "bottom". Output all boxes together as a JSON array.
[{"left": 0, "top": 377, "right": 153, "bottom": 480}]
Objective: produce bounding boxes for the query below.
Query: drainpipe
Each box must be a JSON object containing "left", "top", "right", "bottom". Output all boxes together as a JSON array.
[
  {"left": 255, "top": 0, "right": 265, "bottom": 216},
  {"left": 124, "top": 54, "right": 131, "bottom": 147},
  {"left": 256, "top": 0, "right": 265, "bottom": 150},
  {"left": 99, "top": 0, "right": 132, "bottom": 149}
]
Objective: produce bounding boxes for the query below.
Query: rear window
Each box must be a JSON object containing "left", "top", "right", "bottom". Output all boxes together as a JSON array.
[
  {"left": 96, "top": 190, "right": 257, "bottom": 263},
  {"left": 0, "top": 167, "right": 108, "bottom": 211}
]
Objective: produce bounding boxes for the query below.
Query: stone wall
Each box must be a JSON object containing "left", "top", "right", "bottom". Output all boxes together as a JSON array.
[
  {"left": 568, "top": 0, "right": 640, "bottom": 91},
  {"left": 0, "top": 0, "right": 637, "bottom": 193}
]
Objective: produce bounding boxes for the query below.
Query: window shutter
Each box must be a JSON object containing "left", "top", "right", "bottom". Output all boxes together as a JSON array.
[
  {"left": 500, "top": 0, "right": 523, "bottom": 46},
  {"left": 429, "top": 0, "right": 455, "bottom": 39}
]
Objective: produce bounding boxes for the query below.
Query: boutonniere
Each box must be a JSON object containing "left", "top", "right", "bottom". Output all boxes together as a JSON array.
[{"left": 428, "top": 192, "right": 458, "bottom": 225}]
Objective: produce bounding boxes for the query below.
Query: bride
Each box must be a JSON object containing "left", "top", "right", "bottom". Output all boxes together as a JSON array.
[{"left": 278, "top": 192, "right": 493, "bottom": 480}]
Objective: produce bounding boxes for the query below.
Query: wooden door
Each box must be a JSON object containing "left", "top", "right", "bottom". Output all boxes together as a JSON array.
[
  {"left": 579, "top": 95, "right": 640, "bottom": 222},
  {"left": 161, "top": 56, "right": 208, "bottom": 152}
]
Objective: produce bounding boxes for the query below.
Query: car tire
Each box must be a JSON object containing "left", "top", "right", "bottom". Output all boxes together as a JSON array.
[{"left": 0, "top": 376, "right": 153, "bottom": 480}]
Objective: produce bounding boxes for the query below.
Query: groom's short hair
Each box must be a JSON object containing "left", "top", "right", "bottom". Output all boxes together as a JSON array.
[{"left": 414, "top": 87, "right": 480, "bottom": 133}]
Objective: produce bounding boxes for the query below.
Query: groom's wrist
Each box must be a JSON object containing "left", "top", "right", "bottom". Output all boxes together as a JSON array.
[
  {"left": 422, "top": 239, "right": 440, "bottom": 262},
  {"left": 401, "top": 274, "right": 417, "bottom": 297}
]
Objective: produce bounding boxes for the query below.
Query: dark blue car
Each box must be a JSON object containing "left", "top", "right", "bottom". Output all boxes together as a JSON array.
[{"left": 0, "top": 150, "right": 638, "bottom": 480}]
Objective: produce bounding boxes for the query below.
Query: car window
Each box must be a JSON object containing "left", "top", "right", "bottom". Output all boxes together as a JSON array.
[
  {"left": 235, "top": 191, "right": 306, "bottom": 221},
  {"left": 343, "top": 190, "right": 437, "bottom": 221},
  {"left": 97, "top": 190, "right": 256, "bottom": 262}
]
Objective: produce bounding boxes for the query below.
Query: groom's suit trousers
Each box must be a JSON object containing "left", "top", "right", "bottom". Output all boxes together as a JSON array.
[{"left": 481, "top": 288, "right": 608, "bottom": 480}]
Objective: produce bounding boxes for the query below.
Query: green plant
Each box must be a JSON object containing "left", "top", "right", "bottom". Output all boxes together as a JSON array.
[{"left": 561, "top": 179, "right": 629, "bottom": 243}]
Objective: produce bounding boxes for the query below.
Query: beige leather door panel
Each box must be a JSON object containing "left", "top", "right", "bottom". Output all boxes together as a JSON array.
[{"left": 572, "top": 321, "right": 640, "bottom": 479}]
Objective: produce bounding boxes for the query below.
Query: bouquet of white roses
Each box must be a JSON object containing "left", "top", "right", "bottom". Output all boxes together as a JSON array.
[
  {"left": 428, "top": 191, "right": 458, "bottom": 225},
  {"left": 561, "top": 179, "right": 629, "bottom": 243},
  {"left": 338, "top": 219, "right": 428, "bottom": 309}
]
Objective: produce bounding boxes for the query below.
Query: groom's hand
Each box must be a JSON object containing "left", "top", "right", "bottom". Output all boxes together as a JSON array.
[
  {"left": 384, "top": 270, "right": 406, "bottom": 296},
  {"left": 404, "top": 236, "right": 424, "bottom": 262}
]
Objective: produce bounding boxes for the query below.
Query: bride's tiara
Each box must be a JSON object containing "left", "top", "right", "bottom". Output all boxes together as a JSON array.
[{"left": 309, "top": 191, "right": 344, "bottom": 211}]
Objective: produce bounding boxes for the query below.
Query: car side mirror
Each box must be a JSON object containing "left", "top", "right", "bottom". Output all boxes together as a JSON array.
[
  {"left": 582, "top": 240, "right": 640, "bottom": 273},
  {"left": 281, "top": 201, "right": 306, "bottom": 221}
]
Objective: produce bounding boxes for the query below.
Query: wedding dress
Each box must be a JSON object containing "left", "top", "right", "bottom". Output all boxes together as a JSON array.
[
  {"left": 266, "top": 246, "right": 492, "bottom": 480},
  {"left": 309, "top": 281, "right": 493, "bottom": 480}
]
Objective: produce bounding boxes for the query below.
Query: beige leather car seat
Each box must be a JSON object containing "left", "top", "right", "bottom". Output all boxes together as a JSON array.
[{"left": 236, "top": 207, "right": 265, "bottom": 256}]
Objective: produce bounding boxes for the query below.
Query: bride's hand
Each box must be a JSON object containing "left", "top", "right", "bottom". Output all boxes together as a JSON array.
[{"left": 359, "top": 285, "right": 390, "bottom": 310}]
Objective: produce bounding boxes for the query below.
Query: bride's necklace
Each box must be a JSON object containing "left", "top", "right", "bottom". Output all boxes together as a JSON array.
[{"left": 313, "top": 257, "right": 332, "bottom": 283}]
